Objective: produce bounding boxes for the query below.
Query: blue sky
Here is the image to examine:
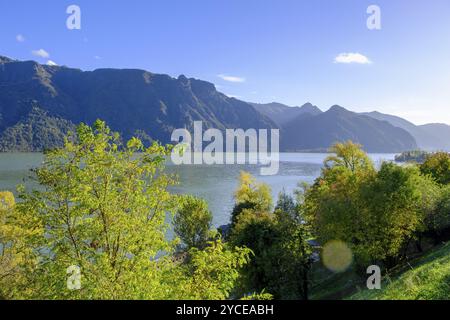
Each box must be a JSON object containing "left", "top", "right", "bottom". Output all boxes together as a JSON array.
[{"left": 1, "top": 0, "right": 449, "bottom": 124}]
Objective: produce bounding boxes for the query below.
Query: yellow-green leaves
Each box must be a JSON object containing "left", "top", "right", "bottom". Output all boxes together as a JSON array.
[
  {"left": 173, "top": 195, "right": 213, "bottom": 250},
  {"left": 0, "top": 191, "right": 42, "bottom": 299},
  {"left": 420, "top": 152, "right": 450, "bottom": 185},
  {"left": 325, "top": 141, "right": 374, "bottom": 174},
  {"left": 304, "top": 142, "right": 438, "bottom": 268},
  {"left": 4, "top": 121, "right": 251, "bottom": 300}
]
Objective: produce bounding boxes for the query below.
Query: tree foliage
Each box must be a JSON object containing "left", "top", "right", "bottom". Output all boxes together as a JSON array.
[
  {"left": 426, "top": 185, "right": 450, "bottom": 241},
  {"left": 0, "top": 191, "right": 42, "bottom": 299},
  {"left": 325, "top": 141, "right": 374, "bottom": 173},
  {"left": 174, "top": 195, "right": 213, "bottom": 250},
  {"left": 230, "top": 172, "right": 273, "bottom": 227},
  {"left": 304, "top": 142, "right": 433, "bottom": 267},
  {"left": 420, "top": 152, "right": 450, "bottom": 185},
  {"left": 357, "top": 163, "right": 427, "bottom": 263},
  {"left": 1, "top": 121, "right": 250, "bottom": 300},
  {"left": 230, "top": 175, "right": 312, "bottom": 299},
  {"left": 176, "top": 240, "right": 252, "bottom": 300}
]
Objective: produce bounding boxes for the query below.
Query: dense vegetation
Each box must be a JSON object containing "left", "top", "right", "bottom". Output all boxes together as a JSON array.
[
  {"left": 227, "top": 173, "right": 312, "bottom": 299},
  {"left": 420, "top": 152, "right": 450, "bottom": 185},
  {"left": 1, "top": 122, "right": 449, "bottom": 300},
  {"left": 0, "top": 106, "right": 76, "bottom": 152},
  {"left": 0, "top": 121, "right": 253, "bottom": 300}
]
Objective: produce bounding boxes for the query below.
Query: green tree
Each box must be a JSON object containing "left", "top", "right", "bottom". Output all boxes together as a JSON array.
[
  {"left": 303, "top": 142, "right": 427, "bottom": 267},
  {"left": 230, "top": 177, "right": 311, "bottom": 299},
  {"left": 273, "top": 191, "right": 312, "bottom": 299},
  {"left": 420, "top": 152, "right": 450, "bottom": 185},
  {"left": 325, "top": 141, "right": 374, "bottom": 173},
  {"left": 174, "top": 195, "right": 213, "bottom": 250},
  {"left": 4, "top": 120, "right": 250, "bottom": 300},
  {"left": 230, "top": 171, "right": 273, "bottom": 227},
  {"left": 14, "top": 120, "right": 179, "bottom": 299},
  {"left": 425, "top": 184, "right": 450, "bottom": 243},
  {"left": 358, "top": 163, "right": 426, "bottom": 265},
  {"left": 274, "top": 189, "right": 297, "bottom": 221},
  {"left": 0, "top": 191, "right": 43, "bottom": 299},
  {"left": 176, "top": 240, "right": 252, "bottom": 300},
  {"left": 303, "top": 143, "right": 375, "bottom": 261},
  {"left": 0, "top": 192, "right": 34, "bottom": 298}
]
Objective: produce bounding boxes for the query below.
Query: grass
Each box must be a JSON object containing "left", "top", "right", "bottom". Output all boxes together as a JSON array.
[
  {"left": 309, "top": 262, "right": 364, "bottom": 300},
  {"left": 310, "top": 242, "right": 450, "bottom": 300},
  {"left": 349, "top": 242, "right": 450, "bottom": 300}
]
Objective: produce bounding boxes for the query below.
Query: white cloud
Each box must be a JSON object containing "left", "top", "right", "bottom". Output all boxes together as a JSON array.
[
  {"left": 16, "top": 34, "right": 25, "bottom": 42},
  {"left": 94, "top": 55, "right": 102, "bottom": 60},
  {"left": 32, "top": 49, "right": 50, "bottom": 59},
  {"left": 218, "top": 74, "right": 246, "bottom": 83},
  {"left": 46, "top": 60, "right": 58, "bottom": 66},
  {"left": 334, "top": 53, "right": 372, "bottom": 64}
]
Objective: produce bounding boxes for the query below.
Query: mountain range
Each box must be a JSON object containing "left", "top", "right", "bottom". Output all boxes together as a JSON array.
[
  {"left": 253, "top": 103, "right": 450, "bottom": 152},
  {"left": 360, "top": 111, "right": 450, "bottom": 151},
  {"left": 0, "top": 55, "right": 448, "bottom": 153},
  {"left": 0, "top": 56, "right": 274, "bottom": 151},
  {"left": 249, "top": 102, "right": 322, "bottom": 127}
]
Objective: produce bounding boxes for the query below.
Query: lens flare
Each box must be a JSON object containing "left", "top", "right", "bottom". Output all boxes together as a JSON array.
[{"left": 322, "top": 240, "right": 353, "bottom": 273}]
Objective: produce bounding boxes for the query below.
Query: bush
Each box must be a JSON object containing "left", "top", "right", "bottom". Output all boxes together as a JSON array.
[
  {"left": 420, "top": 152, "right": 450, "bottom": 185},
  {"left": 174, "top": 195, "right": 213, "bottom": 250},
  {"left": 230, "top": 172, "right": 272, "bottom": 227}
]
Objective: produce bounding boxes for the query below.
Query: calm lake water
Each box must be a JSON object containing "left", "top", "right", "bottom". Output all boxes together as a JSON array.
[{"left": 0, "top": 153, "right": 396, "bottom": 227}]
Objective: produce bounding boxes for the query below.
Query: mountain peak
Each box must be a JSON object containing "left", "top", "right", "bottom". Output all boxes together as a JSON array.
[
  {"left": 0, "top": 56, "right": 14, "bottom": 64},
  {"left": 189, "top": 78, "right": 217, "bottom": 93},
  {"left": 177, "top": 74, "right": 191, "bottom": 87},
  {"left": 283, "top": 104, "right": 418, "bottom": 152},
  {"left": 177, "top": 74, "right": 189, "bottom": 82},
  {"left": 328, "top": 105, "right": 348, "bottom": 113},
  {"left": 300, "top": 102, "right": 322, "bottom": 115}
]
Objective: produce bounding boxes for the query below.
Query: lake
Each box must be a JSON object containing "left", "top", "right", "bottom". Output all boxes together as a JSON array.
[{"left": 0, "top": 153, "right": 396, "bottom": 228}]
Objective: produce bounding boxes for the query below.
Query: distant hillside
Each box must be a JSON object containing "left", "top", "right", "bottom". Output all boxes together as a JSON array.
[
  {"left": 420, "top": 123, "right": 450, "bottom": 151},
  {"left": 0, "top": 106, "right": 76, "bottom": 152},
  {"left": 0, "top": 56, "right": 275, "bottom": 151},
  {"left": 251, "top": 102, "right": 322, "bottom": 126},
  {"left": 363, "top": 111, "right": 450, "bottom": 151},
  {"left": 282, "top": 105, "right": 417, "bottom": 153},
  {"left": 0, "top": 55, "right": 441, "bottom": 153}
]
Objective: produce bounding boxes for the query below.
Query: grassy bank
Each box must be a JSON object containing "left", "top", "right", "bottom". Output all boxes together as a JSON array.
[
  {"left": 310, "top": 242, "right": 450, "bottom": 300},
  {"left": 349, "top": 242, "right": 450, "bottom": 300}
]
